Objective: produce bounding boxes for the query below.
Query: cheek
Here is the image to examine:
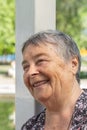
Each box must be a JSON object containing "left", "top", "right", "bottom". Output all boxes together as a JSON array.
[
  {"left": 43, "top": 67, "right": 60, "bottom": 88},
  {"left": 23, "top": 73, "right": 34, "bottom": 95},
  {"left": 50, "top": 65, "right": 65, "bottom": 87},
  {"left": 51, "top": 71, "right": 60, "bottom": 88},
  {"left": 23, "top": 73, "right": 29, "bottom": 87}
]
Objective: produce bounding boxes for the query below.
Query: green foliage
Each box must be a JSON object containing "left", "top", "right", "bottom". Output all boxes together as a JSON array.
[
  {"left": 56, "top": 0, "right": 87, "bottom": 49},
  {"left": 80, "top": 71, "right": 87, "bottom": 79},
  {"left": 0, "top": 0, "right": 15, "bottom": 55},
  {"left": 0, "top": 101, "right": 15, "bottom": 130}
]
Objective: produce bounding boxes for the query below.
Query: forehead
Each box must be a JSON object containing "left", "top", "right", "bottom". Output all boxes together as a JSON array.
[
  {"left": 22, "top": 43, "right": 57, "bottom": 58},
  {"left": 22, "top": 43, "right": 67, "bottom": 66}
]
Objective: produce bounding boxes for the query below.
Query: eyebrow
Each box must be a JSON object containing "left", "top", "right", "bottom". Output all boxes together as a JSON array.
[
  {"left": 22, "top": 53, "right": 48, "bottom": 65},
  {"left": 22, "top": 60, "right": 28, "bottom": 66},
  {"left": 33, "top": 53, "right": 48, "bottom": 59}
]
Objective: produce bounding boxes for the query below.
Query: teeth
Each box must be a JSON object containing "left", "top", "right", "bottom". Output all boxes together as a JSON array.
[{"left": 33, "top": 80, "right": 48, "bottom": 88}]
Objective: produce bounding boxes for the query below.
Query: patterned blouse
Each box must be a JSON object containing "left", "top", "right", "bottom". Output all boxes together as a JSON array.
[{"left": 21, "top": 89, "right": 87, "bottom": 130}]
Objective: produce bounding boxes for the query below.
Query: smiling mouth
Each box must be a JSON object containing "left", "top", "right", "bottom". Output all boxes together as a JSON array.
[{"left": 32, "top": 80, "right": 49, "bottom": 88}]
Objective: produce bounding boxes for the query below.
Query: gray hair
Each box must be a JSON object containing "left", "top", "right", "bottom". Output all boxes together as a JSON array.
[{"left": 22, "top": 30, "right": 81, "bottom": 83}]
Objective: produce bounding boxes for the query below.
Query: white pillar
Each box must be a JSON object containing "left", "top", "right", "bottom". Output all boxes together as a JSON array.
[{"left": 16, "top": 0, "right": 56, "bottom": 129}]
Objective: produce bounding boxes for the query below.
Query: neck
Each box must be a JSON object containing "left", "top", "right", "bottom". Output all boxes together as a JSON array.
[
  {"left": 45, "top": 107, "right": 74, "bottom": 130},
  {"left": 44, "top": 81, "right": 82, "bottom": 129},
  {"left": 45, "top": 80, "right": 82, "bottom": 112}
]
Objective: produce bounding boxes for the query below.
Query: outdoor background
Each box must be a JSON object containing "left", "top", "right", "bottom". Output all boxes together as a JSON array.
[
  {"left": 0, "top": 0, "right": 15, "bottom": 130},
  {"left": 0, "top": 0, "right": 87, "bottom": 130}
]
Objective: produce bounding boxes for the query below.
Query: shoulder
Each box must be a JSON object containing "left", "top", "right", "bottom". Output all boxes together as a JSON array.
[
  {"left": 76, "top": 89, "right": 87, "bottom": 113},
  {"left": 21, "top": 109, "right": 45, "bottom": 130},
  {"left": 80, "top": 89, "right": 87, "bottom": 105},
  {"left": 71, "top": 89, "right": 87, "bottom": 129}
]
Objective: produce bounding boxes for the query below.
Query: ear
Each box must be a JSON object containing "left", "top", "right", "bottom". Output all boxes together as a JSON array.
[{"left": 71, "top": 56, "right": 79, "bottom": 75}]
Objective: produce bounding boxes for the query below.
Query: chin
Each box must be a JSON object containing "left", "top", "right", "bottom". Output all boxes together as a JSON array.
[
  {"left": 33, "top": 84, "right": 52, "bottom": 103},
  {"left": 35, "top": 93, "right": 51, "bottom": 105}
]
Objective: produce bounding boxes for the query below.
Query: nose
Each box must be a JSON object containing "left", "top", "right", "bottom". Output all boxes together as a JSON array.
[{"left": 28, "top": 64, "right": 39, "bottom": 77}]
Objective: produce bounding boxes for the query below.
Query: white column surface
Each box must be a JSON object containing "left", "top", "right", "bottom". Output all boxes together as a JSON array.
[{"left": 16, "top": 0, "right": 56, "bottom": 129}]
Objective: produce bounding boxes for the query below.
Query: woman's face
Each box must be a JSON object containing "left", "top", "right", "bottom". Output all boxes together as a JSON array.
[{"left": 22, "top": 43, "right": 76, "bottom": 104}]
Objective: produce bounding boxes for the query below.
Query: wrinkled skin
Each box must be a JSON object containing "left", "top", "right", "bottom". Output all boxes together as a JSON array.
[{"left": 22, "top": 43, "right": 80, "bottom": 110}]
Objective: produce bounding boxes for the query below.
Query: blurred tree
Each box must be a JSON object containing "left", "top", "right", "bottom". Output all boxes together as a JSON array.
[
  {"left": 0, "top": 0, "right": 15, "bottom": 55},
  {"left": 56, "top": 0, "right": 87, "bottom": 49}
]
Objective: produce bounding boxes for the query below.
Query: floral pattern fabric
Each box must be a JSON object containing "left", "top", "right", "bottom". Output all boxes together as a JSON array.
[{"left": 21, "top": 89, "right": 87, "bottom": 130}]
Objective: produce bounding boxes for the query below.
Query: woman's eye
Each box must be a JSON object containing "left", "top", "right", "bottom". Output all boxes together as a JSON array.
[
  {"left": 23, "top": 65, "right": 29, "bottom": 71},
  {"left": 36, "top": 59, "right": 46, "bottom": 65}
]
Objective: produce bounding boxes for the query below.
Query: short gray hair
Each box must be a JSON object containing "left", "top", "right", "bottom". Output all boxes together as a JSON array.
[{"left": 22, "top": 30, "right": 81, "bottom": 83}]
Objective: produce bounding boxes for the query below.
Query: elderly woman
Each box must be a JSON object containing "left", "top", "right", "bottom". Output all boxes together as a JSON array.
[{"left": 21, "top": 30, "right": 87, "bottom": 130}]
